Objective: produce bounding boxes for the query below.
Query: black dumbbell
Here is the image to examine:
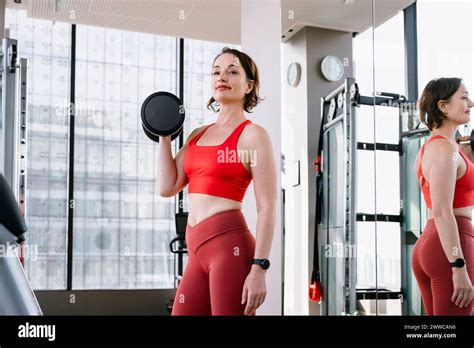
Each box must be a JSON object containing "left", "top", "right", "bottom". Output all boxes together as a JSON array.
[
  {"left": 455, "top": 129, "right": 474, "bottom": 151},
  {"left": 141, "top": 91, "right": 185, "bottom": 142}
]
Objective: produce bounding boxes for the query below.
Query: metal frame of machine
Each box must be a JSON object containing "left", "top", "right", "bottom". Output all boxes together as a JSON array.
[
  {"left": 0, "top": 37, "right": 42, "bottom": 315},
  {"left": 319, "top": 78, "right": 428, "bottom": 315}
]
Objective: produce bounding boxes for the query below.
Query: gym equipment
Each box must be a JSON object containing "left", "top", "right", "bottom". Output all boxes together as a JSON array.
[
  {"left": 141, "top": 91, "right": 185, "bottom": 142},
  {"left": 0, "top": 37, "right": 42, "bottom": 315},
  {"left": 166, "top": 211, "right": 189, "bottom": 312},
  {"left": 1, "top": 38, "right": 28, "bottom": 214},
  {"left": 309, "top": 87, "right": 330, "bottom": 303},
  {"left": 170, "top": 212, "right": 188, "bottom": 257},
  {"left": 309, "top": 160, "right": 323, "bottom": 303},
  {"left": 317, "top": 80, "right": 423, "bottom": 315},
  {"left": 456, "top": 129, "right": 474, "bottom": 151},
  {"left": 318, "top": 79, "right": 358, "bottom": 315},
  {"left": 0, "top": 174, "right": 43, "bottom": 315}
]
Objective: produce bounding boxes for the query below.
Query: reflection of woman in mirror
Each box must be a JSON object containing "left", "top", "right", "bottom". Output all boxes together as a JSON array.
[
  {"left": 157, "top": 48, "right": 277, "bottom": 315},
  {"left": 412, "top": 77, "right": 473, "bottom": 315}
]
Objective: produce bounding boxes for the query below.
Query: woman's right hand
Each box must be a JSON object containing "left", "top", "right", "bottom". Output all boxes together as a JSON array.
[
  {"left": 452, "top": 268, "right": 473, "bottom": 308},
  {"left": 456, "top": 135, "right": 472, "bottom": 160}
]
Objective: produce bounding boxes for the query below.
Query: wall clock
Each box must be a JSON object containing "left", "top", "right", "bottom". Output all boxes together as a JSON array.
[
  {"left": 321, "top": 55, "right": 344, "bottom": 82},
  {"left": 287, "top": 62, "right": 301, "bottom": 87}
]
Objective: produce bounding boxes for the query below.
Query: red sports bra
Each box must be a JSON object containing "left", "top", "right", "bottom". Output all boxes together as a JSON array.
[
  {"left": 183, "top": 119, "right": 253, "bottom": 202},
  {"left": 417, "top": 135, "right": 474, "bottom": 209}
]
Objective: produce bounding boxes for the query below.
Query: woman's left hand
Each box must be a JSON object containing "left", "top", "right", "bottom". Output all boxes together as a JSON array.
[{"left": 241, "top": 266, "right": 267, "bottom": 315}]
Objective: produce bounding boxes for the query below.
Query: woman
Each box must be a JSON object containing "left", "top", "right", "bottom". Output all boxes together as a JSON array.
[
  {"left": 412, "top": 77, "right": 474, "bottom": 315},
  {"left": 156, "top": 47, "right": 277, "bottom": 315}
]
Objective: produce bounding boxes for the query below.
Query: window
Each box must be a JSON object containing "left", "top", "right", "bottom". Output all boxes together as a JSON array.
[
  {"left": 353, "top": 10, "right": 406, "bottom": 292},
  {"left": 417, "top": 0, "right": 473, "bottom": 93},
  {"left": 73, "top": 25, "right": 177, "bottom": 289},
  {"left": 373, "top": 11, "right": 406, "bottom": 95},
  {"left": 372, "top": 11, "right": 406, "bottom": 291}
]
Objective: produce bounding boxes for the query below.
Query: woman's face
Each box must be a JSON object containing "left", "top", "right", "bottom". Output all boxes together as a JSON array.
[
  {"left": 441, "top": 83, "right": 473, "bottom": 125},
  {"left": 211, "top": 53, "right": 253, "bottom": 107}
]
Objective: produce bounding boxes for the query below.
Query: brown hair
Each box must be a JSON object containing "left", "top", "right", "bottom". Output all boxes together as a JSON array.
[
  {"left": 418, "top": 77, "right": 462, "bottom": 130},
  {"left": 207, "top": 47, "right": 263, "bottom": 113}
]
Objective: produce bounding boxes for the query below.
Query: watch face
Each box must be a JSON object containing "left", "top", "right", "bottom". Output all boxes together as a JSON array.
[
  {"left": 262, "top": 259, "right": 270, "bottom": 269},
  {"left": 321, "top": 55, "right": 344, "bottom": 82},
  {"left": 253, "top": 259, "right": 270, "bottom": 269},
  {"left": 451, "top": 258, "right": 465, "bottom": 267}
]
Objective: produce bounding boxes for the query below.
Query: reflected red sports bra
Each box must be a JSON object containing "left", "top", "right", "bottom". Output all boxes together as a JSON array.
[
  {"left": 184, "top": 119, "right": 253, "bottom": 202},
  {"left": 417, "top": 135, "right": 474, "bottom": 209}
]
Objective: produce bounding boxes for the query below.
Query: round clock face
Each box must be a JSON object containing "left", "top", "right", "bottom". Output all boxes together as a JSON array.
[
  {"left": 321, "top": 55, "right": 344, "bottom": 82},
  {"left": 287, "top": 62, "right": 301, "bottom": 87}
]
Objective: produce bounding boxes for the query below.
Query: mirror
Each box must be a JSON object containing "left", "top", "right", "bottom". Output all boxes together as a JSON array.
[
  {"left": 372, "top": 0, "right": 473, "bottom": 316},
  {"left": 280, "top": 0, "right": 377, "bottom": 316}
]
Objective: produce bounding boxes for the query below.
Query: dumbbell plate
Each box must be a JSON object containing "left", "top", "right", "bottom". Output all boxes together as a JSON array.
[
  {"left": 141, "top": 91, "right": 185, "bottom": 141},
  {"left": 142, "top": 123, "right": 161, "bottom": 142},
  {"left": 456, "top": 129, "right": 474, "bottom": 150}
]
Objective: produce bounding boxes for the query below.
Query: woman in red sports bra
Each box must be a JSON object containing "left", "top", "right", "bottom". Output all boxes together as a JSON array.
[
  {"left": 412, "top": 77, "right": 474, "bottom": 315},
  {"left": 156, "top": 47, "right": 277, "bottom": 315}
]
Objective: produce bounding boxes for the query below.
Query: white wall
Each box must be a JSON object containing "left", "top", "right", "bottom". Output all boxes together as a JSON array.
[
  {"left": 241, "top": 0, "right": 282, "bottom": 315},
  {"left": 281, "top": 29, "right": 309, "bottom": 315}
]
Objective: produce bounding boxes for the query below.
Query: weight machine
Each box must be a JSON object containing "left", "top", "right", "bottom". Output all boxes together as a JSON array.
[
  {"left": 314, "top": 78, "right": 430, "bottom": 315},
  {"left": 0, "top": 38, "right": 42, "bottom": 315}
]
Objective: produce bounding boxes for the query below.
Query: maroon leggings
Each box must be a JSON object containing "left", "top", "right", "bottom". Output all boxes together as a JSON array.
[
  {"left": 171, "top": 209, "right": 256, "bottom": 316},
  {"left": 412, "top": 216, "right": 473, "bottom": 315}
]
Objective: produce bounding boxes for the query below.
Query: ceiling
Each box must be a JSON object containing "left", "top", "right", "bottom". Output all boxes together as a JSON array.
[
  {"left": 281, "top": 0, "right": 416, "bottom": 41},
  {"left": 8, "top": 0, "right": 242, "bottom": 44},
  {"left": 6, "top": 0, "right": 416, "bottom": 44}
]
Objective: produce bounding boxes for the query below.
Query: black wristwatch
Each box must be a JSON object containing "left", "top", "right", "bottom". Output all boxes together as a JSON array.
[
  {"left": 450, "top": 258, "right": 466, "bottom": 268},
  {"left": 252, "top": 258, "right": 270, "bottom": 270}
]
